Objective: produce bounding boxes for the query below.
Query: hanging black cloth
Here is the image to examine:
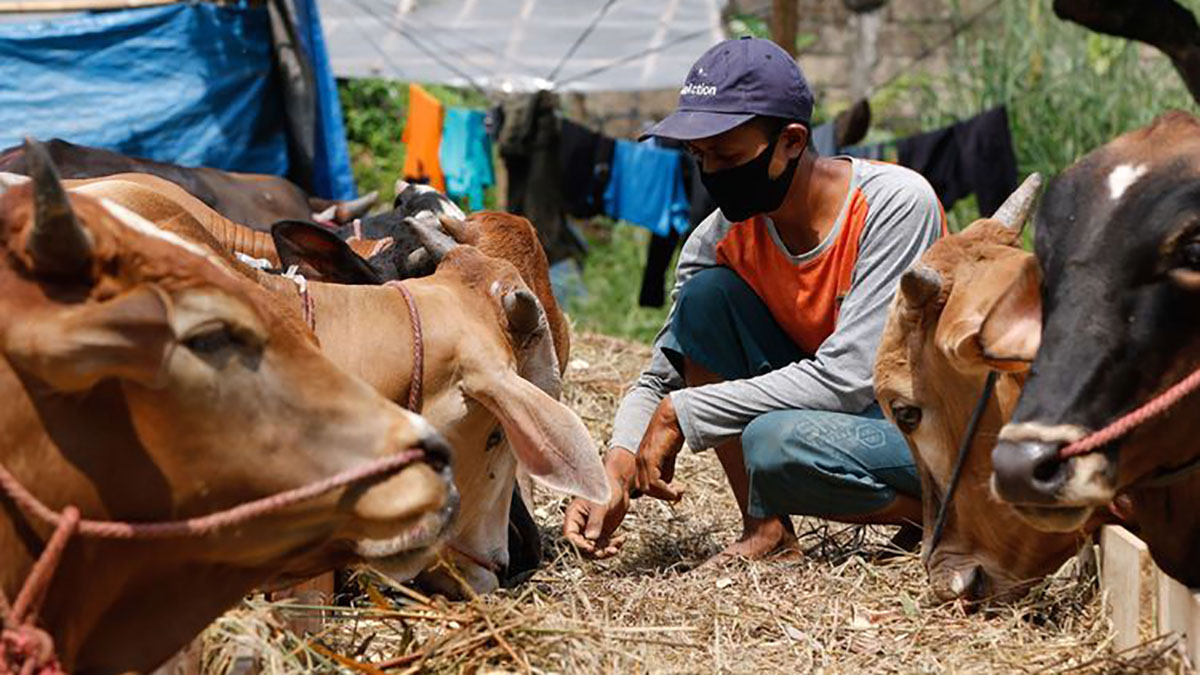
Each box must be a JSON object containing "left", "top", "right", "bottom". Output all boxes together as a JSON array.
[
  {"left": 499, "top": 91, "right": 583, "bottom": 263},
  {"left": 560, "top": 120, "right": 600, "bottom": 217},
  {"left": 638, "top": 142, "right": 716, "bottom": 308},
  {"left": 897, "top": 106, "right": 1017, "bottom": 216}
]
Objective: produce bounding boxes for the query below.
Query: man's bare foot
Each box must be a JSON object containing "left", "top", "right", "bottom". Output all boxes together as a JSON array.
[{"left": 698, "top": 516, "right": 799, "bottom": 570}]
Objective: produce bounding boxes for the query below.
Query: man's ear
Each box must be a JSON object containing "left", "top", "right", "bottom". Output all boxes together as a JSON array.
[
  {"left": 5, "top": 286, "right": 174, "bottom": 391},
  {"left": 270, "top": 220, "right": 382, "bottom": 285},
  {"left": 784, "top": 122, "right": 809, "bottom": 159},
  {"left": 980, "top": 255, "right": 1042, "bottom": 366}
]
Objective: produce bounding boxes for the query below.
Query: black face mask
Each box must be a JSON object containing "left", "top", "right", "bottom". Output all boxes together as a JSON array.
[{"left": 699, "top": 133, "right": 801, "bottom": 222}]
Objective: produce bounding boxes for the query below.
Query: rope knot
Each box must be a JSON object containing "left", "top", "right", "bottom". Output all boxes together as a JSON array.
[{"left": 1, "top": 623, "right": 64, "bottom": 675}]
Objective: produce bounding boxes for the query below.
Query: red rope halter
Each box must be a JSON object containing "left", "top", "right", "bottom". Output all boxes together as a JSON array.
[
  {"left": 0, "top": 444, "right": 427, "bottom": 673},
  {"left": 386, "top": 280, "right": 424, "bottom": 412},
  {"left": 1058, "top": 365, "right": 1200, "bottom": 460}
]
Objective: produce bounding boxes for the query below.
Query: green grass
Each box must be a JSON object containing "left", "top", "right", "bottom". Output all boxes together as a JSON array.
[{"left": 566, "top": 222, "right": 675, "bottom": 345}]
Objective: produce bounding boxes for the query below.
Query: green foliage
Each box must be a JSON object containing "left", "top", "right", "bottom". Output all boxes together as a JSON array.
[
  {"left": 878, "top": 0, "right": 1199, "bottom": 235},
  {"left": 567, "top": 222, "right": 675, "bottom": 344},
  {"left": 339, "top": 78, "right": 409, "bottom": 204}
]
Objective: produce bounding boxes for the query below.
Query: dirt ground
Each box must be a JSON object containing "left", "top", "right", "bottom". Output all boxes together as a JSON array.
[{"left": 199, "top": 332, "right": 1185, "bottom": 674}]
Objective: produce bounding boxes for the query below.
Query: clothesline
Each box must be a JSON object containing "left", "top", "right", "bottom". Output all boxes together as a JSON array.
[{"left": 400, "top": 85, "right": 1020, "bottom": 306}]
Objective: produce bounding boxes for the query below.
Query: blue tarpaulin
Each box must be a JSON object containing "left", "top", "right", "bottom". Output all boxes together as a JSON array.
[
  {"left": 0, "top": 2, "right": 357, "bottom": 199},
  {"left": 290, "top": 0, "right": 356, "bottom": 199}
]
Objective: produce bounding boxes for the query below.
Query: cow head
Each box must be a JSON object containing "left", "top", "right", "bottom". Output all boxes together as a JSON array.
[
  {"left": 989, "top": 111, "right": 1200, "bottom": 582},
  {"left": 404, "top": 245, "right": 606, "bottom": 594},
  {"left": 876, "top": 175, "right": 1086, "bottom": 602},
  {"left": 308, "top": 179, "right": 470, "bottom": 280},
  {"left": 270, "top": 221, "right": 605, "bottom": 595},
  {"left": 0, "top": 140, "right": 456, "bottom": 671}
]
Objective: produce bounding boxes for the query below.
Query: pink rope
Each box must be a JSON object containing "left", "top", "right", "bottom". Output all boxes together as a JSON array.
[
  {"left": 0, "top": 448, "right": 425, "bottom": 539},
  {"left": 0, "top": 403, "right": 427, "bottom": 674},
  {"left": 385, "top": 281, "right": 424, "bottom": 412},
  {"left": 1059, "top": 365, "right": 1200, "bottom": 459}
]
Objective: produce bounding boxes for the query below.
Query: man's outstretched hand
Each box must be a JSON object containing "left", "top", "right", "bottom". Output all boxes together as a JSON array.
[
  {"left": 563, "top": 448, "right": 635, "bottom": 559},
  {"left": 635, "top": 396, "right": 686, "bottom": 502}
]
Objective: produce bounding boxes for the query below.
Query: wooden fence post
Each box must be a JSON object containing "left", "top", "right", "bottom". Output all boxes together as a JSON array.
[{"left": 1101, "top": 525, "right": 1152, "bottom": 652}]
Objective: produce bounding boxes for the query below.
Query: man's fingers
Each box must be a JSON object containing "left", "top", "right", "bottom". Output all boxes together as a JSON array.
[
  {"left": 584, "top": 504, "right": 606, "bottom": 539},
  {"left": 564, "top": 529, "right": 597, "bottom": 553},
  {"left": 593, "top": 535, "right": 627, "bottom": 559},
  {"left": 645, "top": 479, "right": 684, "bottom": 502}
]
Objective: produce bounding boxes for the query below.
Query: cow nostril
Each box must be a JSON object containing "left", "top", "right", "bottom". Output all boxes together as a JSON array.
[
  {"left": 992, "top": 440, "right": 1069, "bottom": 504},
  {"left": 1032, "top": 455, "right": 1065, "bottom": 484},
  {"left": 417, "top": 433, "right": 453, "bottom": 471}
]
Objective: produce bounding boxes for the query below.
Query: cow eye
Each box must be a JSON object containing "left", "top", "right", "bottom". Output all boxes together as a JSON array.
[
  {"left": 1180, "top": 240, "right": 1200, "bottom": 269},
  {"left": 183, "top": 325, "right": 237, "bottom": 354},
  {"left": 892, "top": 404, "right": 923, "bottom": 433},
  {"left": 183, "top": 322, "right": 259, "bottom": 355},
  {"left": 1169, "top": 235, "right": 1200, "bottom": 290}
]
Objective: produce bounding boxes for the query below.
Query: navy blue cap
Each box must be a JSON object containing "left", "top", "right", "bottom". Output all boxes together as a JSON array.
[{"left": 641, "top": 37, "right": 814, "bottom": 142}]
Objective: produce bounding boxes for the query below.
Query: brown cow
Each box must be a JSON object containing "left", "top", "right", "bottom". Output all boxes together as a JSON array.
[
  {"left": 0, "top": 138, "right": 377, "bottom": 229},
  {"left": 875, "top": 175, "right": 1091, "bottom": 602},
  {"left": 0, "top": 141, "right": 455, "bottom": 673},
  {"left": 41, "top": 174, "right": 607, "bottom": 595}
]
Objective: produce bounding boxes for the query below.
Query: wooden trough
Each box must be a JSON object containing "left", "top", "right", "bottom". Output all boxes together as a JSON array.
[{"left": 1099, "top": 524, "right": 1200, "bottom": 664}]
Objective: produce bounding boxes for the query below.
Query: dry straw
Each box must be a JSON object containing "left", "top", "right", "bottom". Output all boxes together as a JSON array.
[{"left": 197, "top": 333, "right": 1184, "bottom": 674}]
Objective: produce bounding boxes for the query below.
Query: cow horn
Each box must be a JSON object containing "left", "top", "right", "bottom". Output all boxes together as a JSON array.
[
  {"left": 407, "top": 212, "right": 457, "bottom": 261},
  {"left": 339, "top": 190, "right": 379, "bottom": 220},
  {"left": 900, "top": 264, "right": 942, "bottom": 309},
  {"left": 503, "top": 288, "right": 542, "bottom": 337},
  {"left": 991, "top": 172, "right": 1043, "bottom": 231},
  {"left": 23, "top": 138, "right": 92, "bottom": 279}
]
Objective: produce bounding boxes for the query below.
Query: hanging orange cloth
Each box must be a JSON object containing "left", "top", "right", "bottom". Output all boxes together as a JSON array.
[{"left": 401, "top": 84, "right": 446, "bottom": 192}]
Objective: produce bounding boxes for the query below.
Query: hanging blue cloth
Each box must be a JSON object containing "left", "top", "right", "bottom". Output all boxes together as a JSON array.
[
  {"left": 440, "top": 108, "right": 495, "bottom": 210},
  {"left": 290, "top": 0, "right": 358, "bottom": 200},
  {"left": 603, "top": 139, "right": 689, "bottom": 237}
]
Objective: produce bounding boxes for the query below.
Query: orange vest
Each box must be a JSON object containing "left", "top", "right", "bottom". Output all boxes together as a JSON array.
[{"left": 715, "top": 189, "right": 871, "bottom": 356}]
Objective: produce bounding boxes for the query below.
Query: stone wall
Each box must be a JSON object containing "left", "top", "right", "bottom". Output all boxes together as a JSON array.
[{"left": 573, "top": 0, "right": 997, "bottom": 139}]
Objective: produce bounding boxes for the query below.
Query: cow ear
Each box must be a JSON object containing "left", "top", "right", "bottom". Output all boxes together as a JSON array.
[
  {"left": 5, "top": 286, "right": 174, "bottom": 391},
  {"left": 934, "top": 253, "right": 1037, "bottom": 372},
  {"left": 270, "top": 220, "right": 382, "bottom": 285},
  {"left": 980, "top": 255, "right": 1042, "bottom": 366},
  {"left": 460, "top": 365, "right": 608, "bottom": 503}
]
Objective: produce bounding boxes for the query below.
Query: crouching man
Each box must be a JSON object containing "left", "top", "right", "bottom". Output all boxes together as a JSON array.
[{"left": 563, "top": 37, "right": 944, "bottom": 563}]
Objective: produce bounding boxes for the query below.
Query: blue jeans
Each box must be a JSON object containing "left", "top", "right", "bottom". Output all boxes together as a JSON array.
[{"left": 662, "top": 267, "right": 919, "bottom": 519}]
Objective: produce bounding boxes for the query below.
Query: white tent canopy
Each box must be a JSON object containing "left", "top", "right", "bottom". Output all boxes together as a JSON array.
[{"left": 318, "top": 0, "right": 726, "bottom": 92}]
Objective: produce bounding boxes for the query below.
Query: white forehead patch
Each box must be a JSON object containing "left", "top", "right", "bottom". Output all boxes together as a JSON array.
[
  {"left": 98, "top": 198, "right": 234, "bottom": 276},
  {"left": 1107, "top": 163, "right": 1147, "bottom": 201}
]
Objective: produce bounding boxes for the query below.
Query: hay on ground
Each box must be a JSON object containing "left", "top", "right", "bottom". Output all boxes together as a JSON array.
[{"left": 198, "top": 332, "right": 1185, "bottom": 674}]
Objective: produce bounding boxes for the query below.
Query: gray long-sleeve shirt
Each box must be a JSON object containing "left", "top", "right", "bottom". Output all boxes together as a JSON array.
[{"left": 610, "top": 157, "right": 944, "bottom": 452}]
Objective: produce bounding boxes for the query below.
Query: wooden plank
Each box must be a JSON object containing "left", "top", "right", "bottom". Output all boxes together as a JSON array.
[
  {"left": 1157, "top": 570, "right": 1191, "bottom": 641},
  {"left": 1190, "top": 591, "right": 1200, "bottom": 669},
  {"left": 1101, "top": 525, "right": 1151, "bottom": 652}
]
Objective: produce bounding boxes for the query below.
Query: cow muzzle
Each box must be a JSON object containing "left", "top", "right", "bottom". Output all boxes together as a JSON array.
[
  {"left": 351, "top": 430, "right": 459, "bottom": 564},
  {"left": 991, "top": 428, "right": 1116, "bottom": 532}
]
